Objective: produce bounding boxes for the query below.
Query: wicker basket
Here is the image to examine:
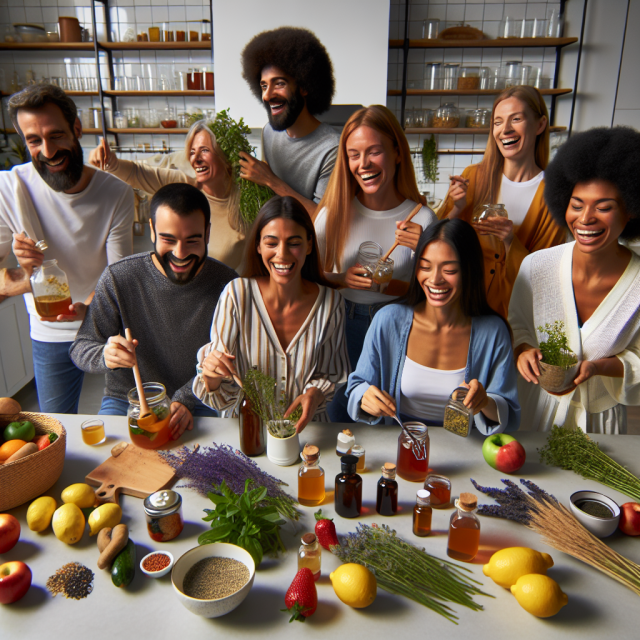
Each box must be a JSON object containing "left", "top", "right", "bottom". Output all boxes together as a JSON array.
[{"left": 0, "top": 412, "right": 67, "bottom": 511}]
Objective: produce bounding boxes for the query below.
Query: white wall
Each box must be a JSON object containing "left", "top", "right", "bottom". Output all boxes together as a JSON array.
[
  {"left": 212, "top": 0, "right": 390, "bottom": 128},
  {"left": 613, "top": 0, "right": 640, "bottom": 128}
]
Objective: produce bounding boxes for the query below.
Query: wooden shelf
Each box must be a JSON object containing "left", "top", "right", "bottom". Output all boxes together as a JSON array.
[
  {"left": 388, "top": 88, "right": 572, "bottom": 97},
  {"left": 99, "top": 41, "right": 211, "bottom": 51},
  {"left": 389, "top": 37, "right": 578, "bottom": 49},
  {"left": 0, "top": 42, "right": 95, "bottom": 51},
  {"left": 66, "top": 91, "right": 100, "bottom": 97},
  {"left": 2, "top": 127, "right": 101, "bottom": 135},
  {"left": 405, "top": 125, "right": 567, "bottom": 134},
  {"left": 103, "top": 90, "right": 213, "bottom": 97},
  {"left": 107, "top": 128, "right": 188, "bottom": 134}
]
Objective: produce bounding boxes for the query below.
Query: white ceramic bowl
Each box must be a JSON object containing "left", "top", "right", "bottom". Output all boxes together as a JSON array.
[
  {"left": 140, "top": 550, "right": 174, "bottom": 578},
  {"left": 171, "top": 543, "right": 255, "bottom": 618},
  {"left": 14, "top": 24, "right": 47, "bottom": 43},
  {"left": 266, "top": 426, "right": 300, "bottom": 466},
  {"left": 569, "top": 490, "right": 621, "bottom": 538}
]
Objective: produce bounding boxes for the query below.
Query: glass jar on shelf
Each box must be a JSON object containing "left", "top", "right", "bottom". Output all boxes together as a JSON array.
[
  {"left": 127, "top": 108, "right": 140, "bottom": 128},
  {"left": 442, "top": 63, "right": 460, "bottom": 90},
  {"left": 424, "top": 62, "right": 441, "bottom": 90},
  {"left": 433, "top": 102, "right": 460, "bottom": 128},
  {"left": 161, "top": 106, "right": 177, "bottom": 129},
  {"left": 466, "top": 108, "right": 491, "bottom": 129},
  {"left": 457, "top": 67, "right": 481, "bottom": 90}
]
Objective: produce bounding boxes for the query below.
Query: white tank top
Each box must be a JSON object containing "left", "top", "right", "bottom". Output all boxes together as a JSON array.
[{"left": 400, "top": 356, "right": 465, "bottom": 423}]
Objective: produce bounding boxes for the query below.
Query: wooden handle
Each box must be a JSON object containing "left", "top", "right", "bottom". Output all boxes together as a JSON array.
[
  {"left": 381, "top": 203, "right": 423, "bottom": 262},
  {"left": 93, "top": 482, "right": 120, "bottom": 505},
  {"left": 124, "top": 327, "right": 151, "bottom": 417}
]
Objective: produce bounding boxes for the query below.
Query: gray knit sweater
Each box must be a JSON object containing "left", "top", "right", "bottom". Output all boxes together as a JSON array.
[{"left": 70, "top": 252, "right": 237, "bottom": 410}]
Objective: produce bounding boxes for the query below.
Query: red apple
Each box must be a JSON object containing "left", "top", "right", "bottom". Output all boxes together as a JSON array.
[
  {"left": 482, "top": 434, "right": 526, "bottom": 473},
  {"left": 619, "top": 502, "right": 640, "bottom": 536},
  {"left": 0, "top": 514, "right": 20, "bottom": 554},
  {"left": 0, "top": 561, "right": 32, "bottom": 604}
]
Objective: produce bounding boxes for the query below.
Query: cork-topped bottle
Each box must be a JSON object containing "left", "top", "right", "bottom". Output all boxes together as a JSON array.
[
  {"left": 298, "top": 444, "right": 325, "bottom": 507},
  {"left": 447, "top": 492, "right": 480, "bottom": 561},
  {"left": 376, "top": 462, "right": 398, "bottom": 516}
]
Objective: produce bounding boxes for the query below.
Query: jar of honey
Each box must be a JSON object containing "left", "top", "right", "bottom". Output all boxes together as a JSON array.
[
  {"left": 127, "top": 382, "right": 172, "bottom": 449},
  {"left": 396, "top": 422, "right": 430, "bottom": 482},
  {"left": 371, "top": 256, "right": 394, "bottom": 294},
  {"left": 144, "top": 490, "right": 184, "bottom": 542},
  {"left": 30, "top": 259, "right": 73, "bottom": 318},
  {"left": 472, "top": 203, "right": 509, "bottom": 223}
]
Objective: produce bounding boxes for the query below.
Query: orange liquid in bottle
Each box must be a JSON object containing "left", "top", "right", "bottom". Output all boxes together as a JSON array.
[
  {"left": 413, "top": 505, "right": 432, "bottom": 537},
  {"left": 298, "top": 468, "right": 325, "bottom": 507},
  {"left": 425, "top": 478, "right": 451, "bottom": 507},
  {"left": 35, "top": 295, "right": 72, "bottom": 317},
  {"left": 396, "top": 440, "right": 429, "bottom": 482},
  {"left": 129, "top": 414, "right": 172, "bottom": 449},
  {"left": 447, "top": 518, "right": 480, "bottom": 561},
  {"left": 82, "top": 423, "right": 105, "bottom": 445}
]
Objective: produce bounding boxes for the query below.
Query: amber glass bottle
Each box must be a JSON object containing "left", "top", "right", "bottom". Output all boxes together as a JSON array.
[
  {"left": 413, "top": 489, "right": 432, "bottom": 537},
  {"left": 376, "top": 462, "right": 398, "bottom": 515},
  {"left": 447, "top": 492, "right": 481, "bottom": 561},
  {"left": 335, "top": 455, "right": 362, "bottom": 518},
  {"left": 298, "top": 444, "right": 325, "bottom": 507}
]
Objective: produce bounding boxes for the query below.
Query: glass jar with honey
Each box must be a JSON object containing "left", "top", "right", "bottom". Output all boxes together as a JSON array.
[
  {"left": 447, "top": 492, "right": 481, "bottom": 562},
  {"left": 472, "top": 203, "right": 509, "bottom": 223},
  {"left": 371, "top": 256, "right": 394, "bottom": 294},
  {"left": 127, "top": 382, "right": 172, "bottom": 449},
  {"left": 424, "top": 474, "right": 452, "bottom": 508},
  {"left": 298, "top": 444, "right": 325, "bottom": 507},
  {"left": 30, "top": 259, "right": 73, "bottom": 318},
  {"left": 396, "top": 422, "right": 430, "bottom": 482}
]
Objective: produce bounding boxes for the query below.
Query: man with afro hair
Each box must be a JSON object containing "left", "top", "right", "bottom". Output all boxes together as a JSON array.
[{"left": 239, "top": 26, "right": 339, "bottom": 216}]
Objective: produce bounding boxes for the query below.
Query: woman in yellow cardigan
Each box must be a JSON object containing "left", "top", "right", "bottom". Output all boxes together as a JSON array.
[{"left": 439, "top": 86, "right": 565, "bottom": 317}]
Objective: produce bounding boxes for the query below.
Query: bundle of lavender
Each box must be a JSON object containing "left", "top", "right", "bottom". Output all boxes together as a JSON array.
[
  {"left": 159, "top": 443, "right": 300, "bottom": 520},
  {"left": 471, "top": 478, "right": 640, "bottom": 596}
]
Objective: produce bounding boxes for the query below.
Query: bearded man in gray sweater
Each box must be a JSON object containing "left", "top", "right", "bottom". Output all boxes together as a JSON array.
[{"left": 70, "top": 183, "right": 237, "bottom": 439}]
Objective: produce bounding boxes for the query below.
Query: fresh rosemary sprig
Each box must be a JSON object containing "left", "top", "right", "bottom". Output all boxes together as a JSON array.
[
  {"left": 538, "top": 426, "right": 640, "bottom": 502},
  {"left": 421, "top": 134, "right": 438, "bottom": 184},
  {"left": 537, "top": 320, "right": 577, "bottom": 368},
  {"left": 332, "top": 524, "right": 491, "bottom": 624}
]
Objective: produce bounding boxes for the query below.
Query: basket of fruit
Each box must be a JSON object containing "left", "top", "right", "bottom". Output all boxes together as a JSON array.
[{"left": 0, "top": 399, "right": 67, "bottom": 511}]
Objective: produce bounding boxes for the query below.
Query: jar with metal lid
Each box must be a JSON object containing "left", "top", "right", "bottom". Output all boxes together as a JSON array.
[
  {"left": 443, "top": 386, "right": 473, "bottom": 437},
  {"left": 472, "top": 203, "right": 509, "bottom": 223},
  {"left": 144, "top": 490, "right": 184, "bottom": 542},
  {"left": 30, "top": 259, "right": 72, "bottom": 318},
  {"left": 433, "top": 102, "right": 460, "bottom": 128},
  {"left": 127, "top": 382, "right": 172, "bottom": 449},
  {"left": 466, "top": 108, "right": 491, "bottom": 129},
  {"left": 396, "top": 422, "right": 430, "bottom": 482}
]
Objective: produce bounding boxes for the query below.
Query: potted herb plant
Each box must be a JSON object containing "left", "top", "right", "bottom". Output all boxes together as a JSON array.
[
  {"left": 536, "top": 320, "right": 580, "bottom": 393},
  {"left": 242, "top": 369, "right": 302, "bottom": 466}
]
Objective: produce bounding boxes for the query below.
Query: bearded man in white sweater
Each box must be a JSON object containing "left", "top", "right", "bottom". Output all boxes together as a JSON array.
[{"left": 0, "top": 84, "right": 133, "bottom": 414}]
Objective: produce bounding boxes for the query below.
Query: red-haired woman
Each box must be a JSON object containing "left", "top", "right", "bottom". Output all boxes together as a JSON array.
[
  {"left": 194, "top": 196, "right": 349, "bottom": 433},
  {"left": 314, "top": 104, "right": 437, "bottom": 421},
  {"left": 440, "top": 86, "right": 565, "bottom": 317}
]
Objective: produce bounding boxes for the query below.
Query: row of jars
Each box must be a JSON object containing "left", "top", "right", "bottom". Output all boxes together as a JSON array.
[{"left": 405, "top": 105, "right": 491, "bottom": 129}]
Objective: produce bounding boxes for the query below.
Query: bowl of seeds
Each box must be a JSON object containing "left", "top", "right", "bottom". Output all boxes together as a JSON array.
[
  {"left": 569, "top": 490, "right": 621, "bottom": 538},
  {"left": 171, "top": 542, "right": 255, "bottom": 617},
  {"left": 141, "top": 550, "right": 174, "bottom": 578}
]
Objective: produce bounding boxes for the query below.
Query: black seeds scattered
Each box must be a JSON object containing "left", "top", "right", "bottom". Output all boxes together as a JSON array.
[{"left": 47, "top": 562, "right": 94, "bottom": 600}]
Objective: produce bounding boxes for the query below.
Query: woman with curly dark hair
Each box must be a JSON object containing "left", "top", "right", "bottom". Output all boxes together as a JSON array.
[
  {"left": 238, "top": 26, "right": 339, "bottom": 217},
  {"left": 509, "top": 126, "right": 640, "bottom": 433}
]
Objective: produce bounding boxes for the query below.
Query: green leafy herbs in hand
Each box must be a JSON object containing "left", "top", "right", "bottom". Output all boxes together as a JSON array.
[
  {"left": 537, "top": 320, "right": 577, "bottom": 368},
  {"left": 208, "top": 109, "right": 275, "bottom": 225},
  {"left": 421, "top": 134, "right": 439, "bottom": 184},
  {"left": 198, "top": 479, "right": 286, "bottom": 566},
  {"left": 241, "top": 368, "right": 302, "bottom": 438}
]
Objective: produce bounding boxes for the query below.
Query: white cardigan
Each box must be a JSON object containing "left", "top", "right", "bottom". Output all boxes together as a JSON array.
[{"left": 509, "top": 242, "right": 640, "bottom": 433}]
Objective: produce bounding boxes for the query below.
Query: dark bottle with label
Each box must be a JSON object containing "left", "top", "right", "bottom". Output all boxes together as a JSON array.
[
  {"left": 335, "top": 455, "right": 362, "bottom": 518},
  {"left": 376, "top": 462, "right": 398, "bottom": 516}
]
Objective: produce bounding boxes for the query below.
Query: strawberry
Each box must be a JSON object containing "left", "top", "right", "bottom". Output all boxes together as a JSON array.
[
  {"left": 314, "top": 509, "right": 339, "bottom": 550},
  {"left": 282, "top": 568, "right": 317, "bottom": 622}
]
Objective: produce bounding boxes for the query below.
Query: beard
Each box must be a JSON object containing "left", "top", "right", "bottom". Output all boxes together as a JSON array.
[
  {"left": 32, "top": 137, "right": 85, "bottom": 192},
  {"left": 154, "top": 245, "right": 205, "bottom": 286},
  {"left": 264, "top": 86, "right": 306, "bottom": 131}
]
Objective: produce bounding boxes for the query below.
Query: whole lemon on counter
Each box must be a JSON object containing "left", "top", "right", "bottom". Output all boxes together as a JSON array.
[
  {"left": 88, "top": 503, "right": 122, "bottom": 536},
  {"left": 330, "top": 563, "right": 377, "bottom": 608},
  {"left": 510, "top": 574, "right": 568, "bottom": 617},
  {"left": 27, "top": 496, "right": 58, "bottom": 532},
  {"left": 52, "top": 503, "right": 85, "bottom": 544},
  {"left": 61, "top": 483, "right": 96, "bottom": 509},
  {"left": 483, "top": 547, "right": 554, "bottom": 588}
]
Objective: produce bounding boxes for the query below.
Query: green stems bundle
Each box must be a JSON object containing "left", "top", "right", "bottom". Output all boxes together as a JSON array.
[
  {"left": 539, "top": 425, "right": 640, "bottom": 502},
  {"left": 537, "top": 320, "right": 577, "bottom": 368},
  {"left": 421, "top": 135, "right": 438, "bottom": 184},
  {"left": 332, "top": 524, "right": 491, "bottom": 623}
]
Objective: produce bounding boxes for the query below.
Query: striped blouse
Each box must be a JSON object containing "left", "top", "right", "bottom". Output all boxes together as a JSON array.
[{"left": 193, "top": 278, "right": 350, "bottom": 420}]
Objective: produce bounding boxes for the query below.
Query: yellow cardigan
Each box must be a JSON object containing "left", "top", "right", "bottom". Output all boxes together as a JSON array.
[{"left": 439, "top": 165, "right": 565, "bottom": 318}]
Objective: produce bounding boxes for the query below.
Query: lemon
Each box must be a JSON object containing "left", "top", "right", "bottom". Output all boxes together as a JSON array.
[
  {"left": 510, "top": 574, "right": 568, "bottom": 617},
  {"left": 483, "top": 547, "right": 554, "bottom": 588},
  {"left": 88, "top": 503, "right": 122, "bottom": 536},
  {"left": 330, "top": 563, "right": 377, "bottom": 608},
  {"left": 27, "top": 496, "right": 57, "bottom": 532},
  {"left": 61, "top": 483, "right": 96, "bottom": 509},
  {"left": 52, "top": 503, "right": 85, "bottom": 544}
]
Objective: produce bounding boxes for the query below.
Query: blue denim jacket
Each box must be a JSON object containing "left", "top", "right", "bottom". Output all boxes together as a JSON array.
[{"left": 345, "top": 304, "right": 520, "bottom": 434}]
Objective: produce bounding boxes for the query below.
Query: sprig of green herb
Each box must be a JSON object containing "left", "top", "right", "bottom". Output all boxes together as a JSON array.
[
  {"left": 537, "top": 320, "right": 577, "bottom": 368},
  {"left": 539, "top": 425, "right": 640, "bottom": 502},
  {"left": 198, "top": 478, "right": 286, "bottom": 566},
  {"left": 208, "top": 109, "right": 275, "bottom": 224},
  {"left": 421, "top": 134, "right": 439, "bottom": 184}
]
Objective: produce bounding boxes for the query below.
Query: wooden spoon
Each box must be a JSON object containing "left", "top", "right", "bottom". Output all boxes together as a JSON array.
[
  {"left": 380, "top": 203, "right": 423, "bottom": 263},
  {"left": 124, "top": 327, "right": 157, "bottom": 428}
]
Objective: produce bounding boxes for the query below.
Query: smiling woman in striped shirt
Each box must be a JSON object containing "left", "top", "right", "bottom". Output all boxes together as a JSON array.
[{"left": 193, "top": 195, "right": 349, "bottom": 432}]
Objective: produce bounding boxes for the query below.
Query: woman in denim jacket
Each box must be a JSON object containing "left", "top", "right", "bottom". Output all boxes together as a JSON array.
[{"left": 346, "top": 219, "right": 520, "bottom": 434}]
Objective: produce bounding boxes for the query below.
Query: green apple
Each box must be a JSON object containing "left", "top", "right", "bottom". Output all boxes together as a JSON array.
[{"left": 482, "top": 434, "right": 526, "bottom": 473}]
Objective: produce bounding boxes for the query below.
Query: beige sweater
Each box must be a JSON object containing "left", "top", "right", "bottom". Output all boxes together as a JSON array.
[{"left": 106, "top": 158, "right": 246, "bottom": 271}]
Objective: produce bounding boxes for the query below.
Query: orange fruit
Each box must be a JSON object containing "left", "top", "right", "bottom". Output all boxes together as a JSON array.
[{"left": 0, "top": 439, "right": 28, "bottom": 462}]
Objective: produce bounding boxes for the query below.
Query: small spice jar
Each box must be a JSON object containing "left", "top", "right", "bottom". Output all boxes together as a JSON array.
[
  {"left": 443, "top": 387, "right": 473, "bottom": 437},
  {"left": 144, "top": 490, "right": 184, "bottom": 542},
  {"left": 298, "top": 532, "right": 322, "bottom": 580}
]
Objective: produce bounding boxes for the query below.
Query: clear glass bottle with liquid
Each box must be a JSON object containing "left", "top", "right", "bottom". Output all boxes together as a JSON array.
[
  {"left": 335, "top": 455, "right": 362, "bottom": 518},
  {"left": 298, "top": 444, "right": 325, "bottom": 507},
  {"left": 447, "top": 492, "right": 481, "bottom": 562},
  {"left": 298, "top": 532, "right": 321, "bottom": 581},
  {"left": 376, "top": 462, "right": 398, "bottom": 516},
  {"left": 351, "top": 444, "right": 366, "bottom": 472},
  {"left": 336, "top": 428, "right": 355, "bottom": 456},
  {"left": 413, "top": 489, "right": 432, "bottom": 537},
  {"left": 30, "top": 259, "right": 72, "bottom": 318}
]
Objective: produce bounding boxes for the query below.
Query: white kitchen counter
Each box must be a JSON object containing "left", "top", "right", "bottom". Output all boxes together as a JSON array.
[{"left": 3, "top": 415, "right": 640, "bottom": 638}]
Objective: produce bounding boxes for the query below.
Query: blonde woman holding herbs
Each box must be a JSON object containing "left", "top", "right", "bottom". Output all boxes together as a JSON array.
[{"left": 194, "top": 196, "right": 349, "bottom": 432}]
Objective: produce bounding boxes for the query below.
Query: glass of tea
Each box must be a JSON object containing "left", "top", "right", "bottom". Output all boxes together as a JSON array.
[{"left": 81, "top": 419, "right": 106, "bottom": 446}]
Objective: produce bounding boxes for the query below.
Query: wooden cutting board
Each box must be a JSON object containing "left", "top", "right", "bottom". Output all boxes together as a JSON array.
[{"left": 85, "top": 442, "right": 176, "bottom": 505}]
